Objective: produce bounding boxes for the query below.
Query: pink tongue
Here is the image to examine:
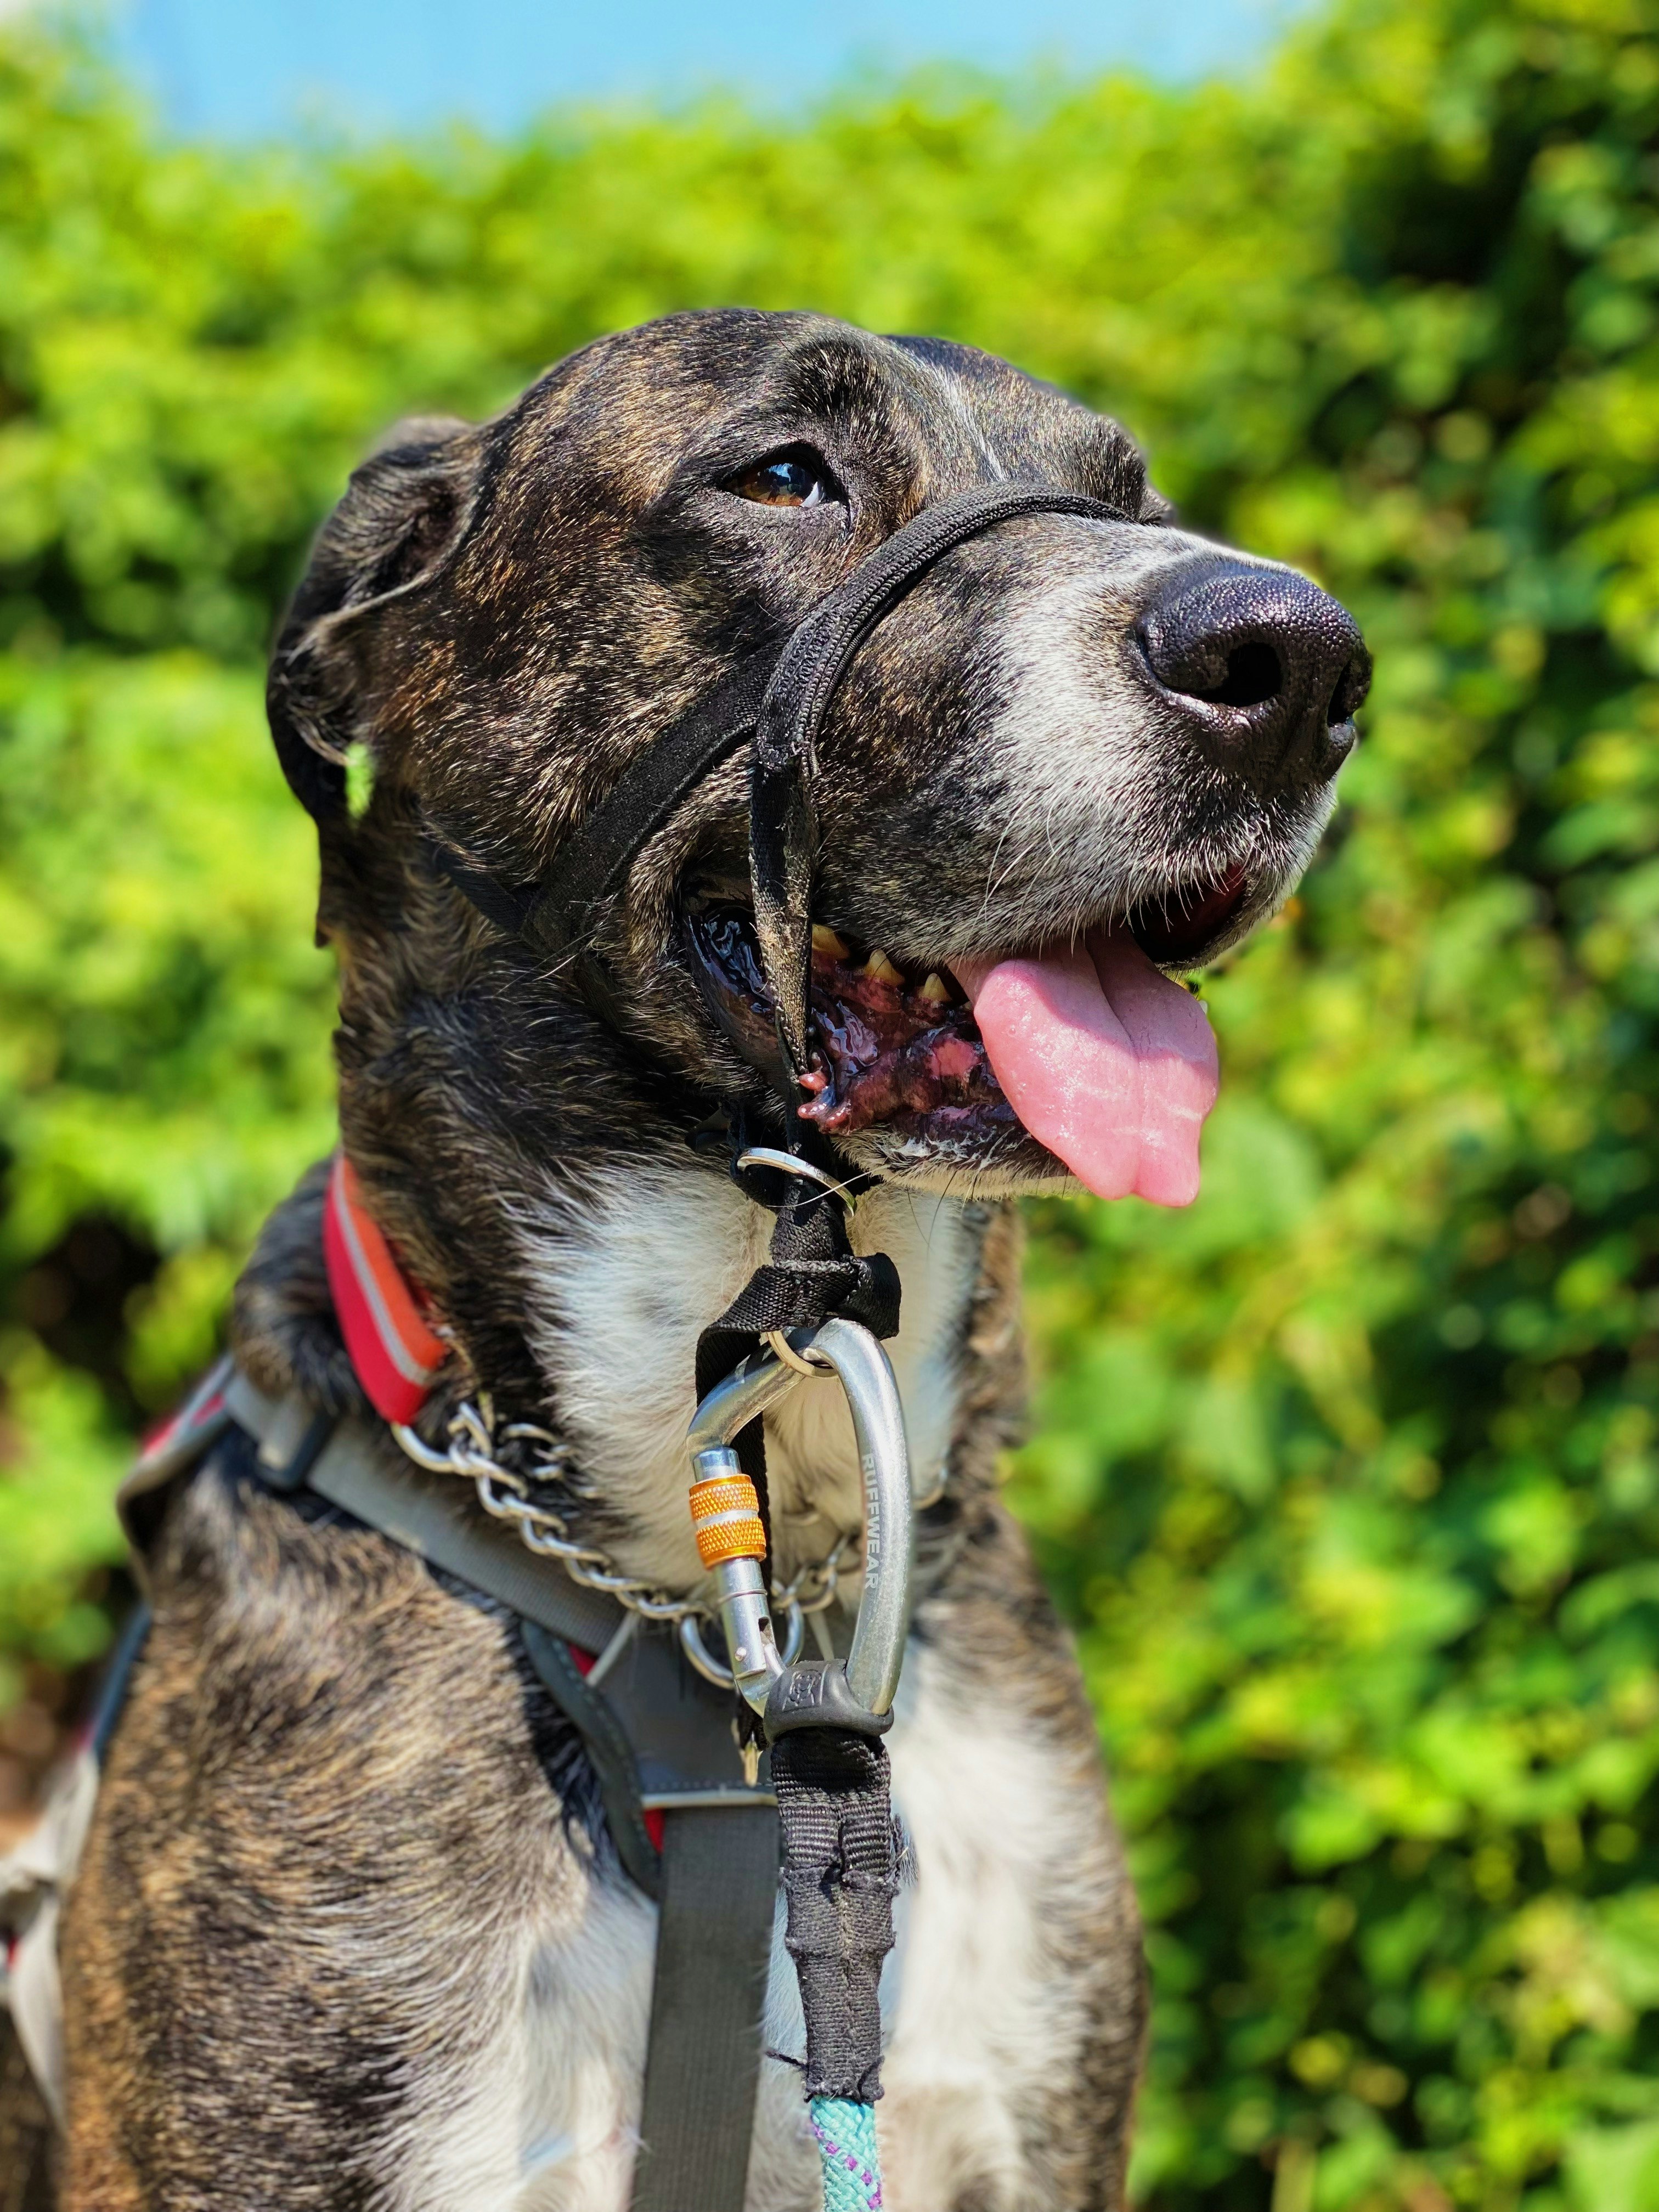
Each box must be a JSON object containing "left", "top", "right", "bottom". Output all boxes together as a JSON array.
[{"left": 954, "top": 933, "right": 1219, "bottom": 1205}]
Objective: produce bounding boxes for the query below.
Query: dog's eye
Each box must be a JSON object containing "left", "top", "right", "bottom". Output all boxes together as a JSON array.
[{"left": 726, "top": 448, "right": 839, "bottom": 509}]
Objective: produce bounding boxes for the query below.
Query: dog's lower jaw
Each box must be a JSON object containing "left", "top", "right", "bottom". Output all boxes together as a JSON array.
[{"left": 841, "top": 1125, "right": 1084, "bottom": 1202}]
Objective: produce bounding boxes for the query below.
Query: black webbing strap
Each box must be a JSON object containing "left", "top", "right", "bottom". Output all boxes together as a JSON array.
[
  {"left": 631, "top": 1806, "right": 781, "bottom": 2212},
  {"left": 527, "top": 657, "right": 775, "bottom": 957},
  {"left": 422, "top": 655, "right": 776, "bottom": 958},
  {"left": 693, "top": 1174, "right": 899, "bottom": 1407},
  {"left": 771, "top": 1730, "right": 900, "bottom": 2103},
  {"left": 693, "top": 1172, "right": 899, "bottom": 1628},
  {"left": 521, "top": 1622, "right": 664, "bottom": 1899}
]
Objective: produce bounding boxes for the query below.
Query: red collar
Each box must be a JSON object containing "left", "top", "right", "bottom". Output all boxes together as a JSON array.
[{"left": 322, "top": 1154, "right": 448, "bottom": 1424}]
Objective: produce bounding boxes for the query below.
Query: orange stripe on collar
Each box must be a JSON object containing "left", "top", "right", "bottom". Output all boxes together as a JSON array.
[{"left": 322, "top": 1153, "right": 449, "bottom": 1424}]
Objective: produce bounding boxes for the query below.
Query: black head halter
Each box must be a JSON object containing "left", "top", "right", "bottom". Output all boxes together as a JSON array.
[
  {"left": 275, "top": 479, "right": 1133, "bottom": 1461},
  {"left": 414, "top": 481, "right": 1132, "bottom": 1148}
]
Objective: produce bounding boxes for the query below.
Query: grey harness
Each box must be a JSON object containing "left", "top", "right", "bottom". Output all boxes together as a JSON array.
[{"left": 122, "top": 1356, "right": 789, "bottom": 2212}]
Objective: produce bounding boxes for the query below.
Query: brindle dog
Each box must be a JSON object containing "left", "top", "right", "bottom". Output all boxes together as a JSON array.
[{"left": 40, "top": 310, "right": 1367, "bottom": 2209}]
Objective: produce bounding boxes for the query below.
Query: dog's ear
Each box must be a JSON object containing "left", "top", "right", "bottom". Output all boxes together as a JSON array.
[{"left": 268, "top": 415, "right": 484, "bottom": 824}]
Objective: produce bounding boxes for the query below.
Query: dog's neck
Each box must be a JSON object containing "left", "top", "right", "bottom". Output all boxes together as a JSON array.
[
  {"left": 233, "top": 1147, "right": 994, "bottom": 1600},
  {"left": 512, "top": 1158, "right": 990, "bottom": 1590}
]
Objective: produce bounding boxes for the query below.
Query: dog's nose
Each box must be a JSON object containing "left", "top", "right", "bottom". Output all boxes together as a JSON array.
[{"left": 1135, "top": 557, "right": 1370, "bottom": 787}]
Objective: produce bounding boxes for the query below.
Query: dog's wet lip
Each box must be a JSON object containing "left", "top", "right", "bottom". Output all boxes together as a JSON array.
[
  {"left": 1123, "top": 865, "right": 1251, "bottom": 964},
  {"left": 682, "top": 904, "right": 1008, "bottom": 1143},
  {"left": 681, "top": 868, "right": 1251, "bottom": 1154}
]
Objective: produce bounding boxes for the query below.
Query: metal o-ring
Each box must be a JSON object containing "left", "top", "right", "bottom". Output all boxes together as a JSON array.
[
  {"left": 764, "top": 1329, "right": 831, "bottom": 1377},
  {"left": 733, "top": 1147, "right": 858, "bottom": 1216},
  {"left": 678, "top": 1600, "right": 805, "bottom": 1689}
]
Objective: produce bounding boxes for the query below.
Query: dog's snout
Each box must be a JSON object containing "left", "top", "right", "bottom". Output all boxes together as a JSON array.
[{"left": 1135, "top": 559, "right": 1370, "bottom": 787}]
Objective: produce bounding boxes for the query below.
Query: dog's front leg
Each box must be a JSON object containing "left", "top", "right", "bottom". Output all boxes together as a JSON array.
[
  {"left": 875, "top": 1499, "right": 1147, "bottom": 2212},
  {"left": 58, "top": 1466, "right": 657, "bottom": 2211}
]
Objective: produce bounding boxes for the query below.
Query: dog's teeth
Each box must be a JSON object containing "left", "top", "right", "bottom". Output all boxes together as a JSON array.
[
  {"left": 918, "top": 972, "right": 951, "bottom": 1004},
  {"left": 863, "top": 949, "right": 905, "bottom": 985},
  {"left": 812, "top": 924, "right": 850, "bottom": 960}
]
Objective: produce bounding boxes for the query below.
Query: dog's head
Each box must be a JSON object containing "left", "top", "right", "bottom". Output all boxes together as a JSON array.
[{"left": 272, "top": 308, "right": 1368, "bottom": 1212}]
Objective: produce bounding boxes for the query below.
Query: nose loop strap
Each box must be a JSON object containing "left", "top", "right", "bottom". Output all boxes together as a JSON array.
[{"left": 744, "top": 483, "right": 1130, "bottom": 1130}]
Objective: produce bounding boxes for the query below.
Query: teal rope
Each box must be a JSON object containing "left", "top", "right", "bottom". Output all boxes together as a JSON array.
[{"left": 809, "top": 2097, "right": 882, "bottom": 2211}]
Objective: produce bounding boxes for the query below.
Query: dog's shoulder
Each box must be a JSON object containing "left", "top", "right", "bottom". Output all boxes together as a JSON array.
[{"left": 61, "top": 1442, "right": 605, "bottom": 2207}]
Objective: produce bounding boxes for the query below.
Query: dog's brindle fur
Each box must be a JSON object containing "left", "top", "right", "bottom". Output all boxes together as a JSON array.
[{"left": 50, "top": 311, "right": 1347, "bottom": 2208}]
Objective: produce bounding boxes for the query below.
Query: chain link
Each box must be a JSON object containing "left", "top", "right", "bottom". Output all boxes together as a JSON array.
[
  {"left": 392, "top": 1396, "right": 862, "bottom": 1629},
  {"left": 773, "top": 1526, "right": 861, "bottom": 1616}
]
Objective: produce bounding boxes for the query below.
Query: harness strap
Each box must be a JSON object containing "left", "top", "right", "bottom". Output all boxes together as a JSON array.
[
  {"left": 520, "top": 1624, "right": 663, "bottom": 1896},
  {"left": 223, "top": 1372, "right": 620, "bottom": 1645},
  {"left": 632, "top": 1806, "right": 780, "bottom": 2212}
]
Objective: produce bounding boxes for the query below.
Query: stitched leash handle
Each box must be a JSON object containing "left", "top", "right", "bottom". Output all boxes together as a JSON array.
[{"left": 772, "top": 1729, "right": 898, "bottom": 2103}]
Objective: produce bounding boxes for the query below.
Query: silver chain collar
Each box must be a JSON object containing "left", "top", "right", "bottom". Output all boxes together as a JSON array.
[{"left": 391, "top": 1394, "right": 862, "bottom": 1634}]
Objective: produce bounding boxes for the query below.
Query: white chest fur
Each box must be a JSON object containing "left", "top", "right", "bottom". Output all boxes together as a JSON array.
[
  {"left": 473, "top": 1632, "right": 1110, "bottom": 2212},
  {"left": 516, "top": 1164, "right": 984, "bottom": 1591},
  {"left": 460, "top": 1170, "right": 1111, "bottom": 2208}
]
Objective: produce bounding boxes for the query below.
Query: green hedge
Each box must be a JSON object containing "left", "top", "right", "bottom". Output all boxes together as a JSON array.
[{"left": 2, "top": 3, "right": 1657, "bottom": 2204}]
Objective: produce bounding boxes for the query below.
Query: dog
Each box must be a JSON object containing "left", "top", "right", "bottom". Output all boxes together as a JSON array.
[{"left": 24, "top": 308, "right": 1367, "bottom": 2209}]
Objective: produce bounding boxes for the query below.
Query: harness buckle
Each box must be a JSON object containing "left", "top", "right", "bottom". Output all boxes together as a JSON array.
[{"left": 684, "top": 1316, "right": 915, "bottom": 1734}]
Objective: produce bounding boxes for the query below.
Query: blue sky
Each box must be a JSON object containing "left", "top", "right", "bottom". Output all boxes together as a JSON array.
[{"left": 114, "top": 0, "right": 1308, "bottom": 139}]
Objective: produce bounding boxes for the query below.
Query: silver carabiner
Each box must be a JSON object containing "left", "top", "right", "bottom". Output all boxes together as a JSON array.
[{"left": 685, "top": 1316, "right": 915, "bottom": 1726}]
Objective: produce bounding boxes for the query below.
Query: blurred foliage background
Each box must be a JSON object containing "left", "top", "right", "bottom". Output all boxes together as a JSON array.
[{"left": 2, "top": 0, "right": 1657, "bottom": 2203}]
